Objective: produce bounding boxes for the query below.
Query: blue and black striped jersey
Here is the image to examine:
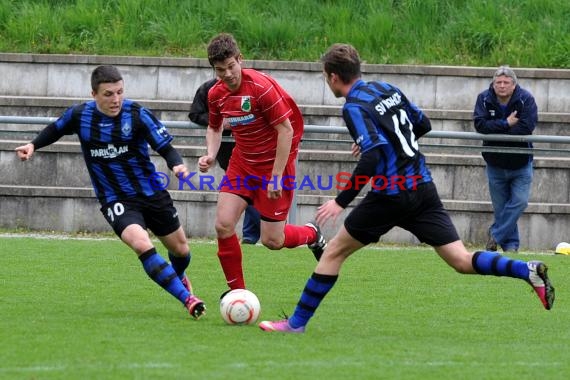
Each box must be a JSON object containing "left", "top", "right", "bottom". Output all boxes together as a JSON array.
[
  {"left": 52, "top": 99, "right": 173, "bottom": 204},
  {"left": 343, "top": 80, "right": 432, "bottom": 195}
]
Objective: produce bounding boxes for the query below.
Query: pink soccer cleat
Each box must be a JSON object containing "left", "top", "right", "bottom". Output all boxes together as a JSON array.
[
  {"left": 259, "top": 319, "right": 305, "bottom": 333},
  {"left": 185, "top": 295, "right": 206, "bottom": 319},
  {"left": 527, "top": 261, "right": 555, "bottom": 310}
]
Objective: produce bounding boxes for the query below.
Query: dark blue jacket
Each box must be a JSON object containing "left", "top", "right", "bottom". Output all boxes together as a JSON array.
[{"left": 473, "top": 84, "right": 538, "bottom": 169}]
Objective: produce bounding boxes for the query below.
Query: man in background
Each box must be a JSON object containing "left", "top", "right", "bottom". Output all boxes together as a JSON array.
[{"left": 474, "top": 66, "right": 538, "bottom": 253}]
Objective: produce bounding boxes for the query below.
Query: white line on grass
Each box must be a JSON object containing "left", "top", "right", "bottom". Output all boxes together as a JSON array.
[
  {"left": 0, "top": 232, "right": 218, "bottom": 244},
  {"left": 0, "top": 233, "right": 117, "bottom": 241},
  {"left": 234, "top": 359, "right": 563, "bottom": 369},
  {"left": 0, "top": 362, "right": 176, "bottom": 374}
]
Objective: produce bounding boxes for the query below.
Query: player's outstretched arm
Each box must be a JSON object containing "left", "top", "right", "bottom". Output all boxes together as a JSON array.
[
  {"left": 15, "top": 123, "right": 64, "bottom": 161},
  {"left": 15, "top": 143, "right": 35, "bottom": 161}
]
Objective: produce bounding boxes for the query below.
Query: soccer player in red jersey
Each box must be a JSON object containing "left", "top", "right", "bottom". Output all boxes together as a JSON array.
[{"left": 198, "top": 33, "right": 327, "bottom": 293}]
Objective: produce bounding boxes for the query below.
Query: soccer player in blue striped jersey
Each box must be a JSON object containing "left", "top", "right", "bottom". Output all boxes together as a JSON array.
[
  {"left": 259, "top": 44, "right": 554, "bottom": 333},
  {"left": 15, "top": 65, "right": 205, "bottom": 319}
]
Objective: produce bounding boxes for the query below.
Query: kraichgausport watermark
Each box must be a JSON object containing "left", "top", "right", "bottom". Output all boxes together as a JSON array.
[{"left": 148, "top": 172, "right": 423, "bottom": 192}]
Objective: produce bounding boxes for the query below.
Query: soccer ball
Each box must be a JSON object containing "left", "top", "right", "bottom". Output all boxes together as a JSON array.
[{"left": 219, "top": 289, "right": 261, "bottom": 325}]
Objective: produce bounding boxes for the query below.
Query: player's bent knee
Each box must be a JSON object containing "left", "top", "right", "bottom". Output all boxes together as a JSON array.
[
  {"left": 215, "top": 220, "right": 236, "bottom": 236},
  {"left": 169, "top": 245, "right": 190, "bottom": 257},
  {"left": 260, "top": 237, "right": 283, "bottom": 250}
]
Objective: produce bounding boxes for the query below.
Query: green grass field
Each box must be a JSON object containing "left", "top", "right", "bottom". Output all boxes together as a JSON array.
[{"left": 1, "top": 235, "right": 568, "bottom": 380}]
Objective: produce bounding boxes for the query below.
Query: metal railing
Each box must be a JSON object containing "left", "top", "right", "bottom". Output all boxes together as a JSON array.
[
  {"left": 2, "top": 115, "right": 570, "bottom": 160},
  {"left": 2, "top": 115, "right": 570, "bottom": 142}
]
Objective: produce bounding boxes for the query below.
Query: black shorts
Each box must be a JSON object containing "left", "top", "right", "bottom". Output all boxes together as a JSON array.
[
  {"left": 344, "top": 182, "right": 459, "bottom": 246},
  {"left": 100, "top": 191, "right": 181, "bottom": 237}
]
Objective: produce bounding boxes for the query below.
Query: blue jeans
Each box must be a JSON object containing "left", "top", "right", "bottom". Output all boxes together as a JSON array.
[
  {"left": 242, "top": 205, "right": 260, "bottom": 243},
  {"left": 486, "top": 162, "right": 533, "bottom": 251}
]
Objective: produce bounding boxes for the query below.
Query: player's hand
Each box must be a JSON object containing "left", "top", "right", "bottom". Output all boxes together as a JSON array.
[
  {"left": 15, "top": 143, "right": 35, "bottom": 161},
  {"left": 315, "top": 199, "right": 344, "bottom": 227},
  {"left": 198, "top": 155, "right": 214, "bottom": 173},
  {"left": 172, "top": 164, "right": 190, "bottom": 179},
  {"left": 351, "top": 143, "right": 361, "bottom": 157},
  {"left": 267, "top": 188, "right": 282, "bottom": 199},
  {"left": 267, "top": 174, "right": 282, "bottom": 199},
  {"left": 507, "top": 111, "right": 519, "bottom": 127}
]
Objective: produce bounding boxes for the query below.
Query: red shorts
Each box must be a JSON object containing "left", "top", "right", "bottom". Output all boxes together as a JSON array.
[{"left": 222, "top": 158, "right": 297, "bottom": 222}]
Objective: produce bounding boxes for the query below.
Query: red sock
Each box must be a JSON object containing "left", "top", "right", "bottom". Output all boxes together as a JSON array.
[
  {"left": 217, "top": 234, "right": 245, "bottom": 289},
  {"left": 283, "top": 224, "right": 317, "bottom": 248}
]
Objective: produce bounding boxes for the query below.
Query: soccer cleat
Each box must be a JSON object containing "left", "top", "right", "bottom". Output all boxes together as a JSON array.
[
  {"left": 181, "top": 275, "right": 193, "bottom": 294},
  {"left": 527, "top": 261, "right": 555, "bottom": 310},
  {"left": 306, "top": 222, "right": 327, "bottom": 261},
  {"left": 259, "top": 319, "right": 305, "bottom": 333},
  {"left": 185, "top": 295, "right": 206, "bottom": 319}
]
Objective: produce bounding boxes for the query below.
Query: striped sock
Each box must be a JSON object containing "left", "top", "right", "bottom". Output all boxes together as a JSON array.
[
  {"left": 289, "top": 272, "right": 338, "bottom": 328},
  {"left": 139, "top": 248, "right": 189, "bottom": 304},
  {"left": 472, "top": 251, "right": 529, "bottom": 279}
]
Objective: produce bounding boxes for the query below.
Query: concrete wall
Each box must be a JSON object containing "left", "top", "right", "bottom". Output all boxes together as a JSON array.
[
  {"left": 2, "top": 53, "right": 570, "bottom": 112},
  {"left": 0, "top": 53, "right": 569, "bottom": 250}
]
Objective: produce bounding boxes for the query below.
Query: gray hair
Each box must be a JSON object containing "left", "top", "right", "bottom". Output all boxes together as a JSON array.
[{"left": 493, "top": 65, "right": 518, "bottom": 84}]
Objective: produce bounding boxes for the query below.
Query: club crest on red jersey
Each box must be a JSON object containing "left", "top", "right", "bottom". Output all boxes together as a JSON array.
[{"left": 241, "top": 96, "right": 251, "bottom": 112}]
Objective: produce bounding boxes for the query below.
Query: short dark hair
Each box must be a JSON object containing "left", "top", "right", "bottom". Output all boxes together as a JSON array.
[
  {"left": 91, "top": 65, "right": 123, "bottom": 92},
  {"left": 320, "top": 43, "right": 361, "bottom": 84},
  {"left": 207, "top": 33, "right": 240, "bottom": 66}
]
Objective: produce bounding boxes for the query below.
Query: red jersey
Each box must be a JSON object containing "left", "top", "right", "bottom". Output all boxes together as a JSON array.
[{"left": 208, "top": 68, "right": 304, "bottom": 174}]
